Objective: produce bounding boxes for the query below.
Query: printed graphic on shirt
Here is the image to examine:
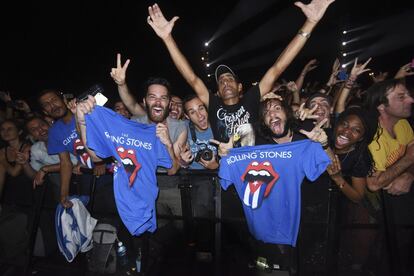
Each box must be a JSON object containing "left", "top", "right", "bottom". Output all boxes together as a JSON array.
[
  {"left": 116, "top": 146, "right": 142, "bottom": 187},
  {"left": 241, "top": 161, "right": 279, "bottom": 209},
  {"left": 216, "top": 106, "right": 250, "bottom": 140},
  {"left": 73, "top": 138, "right": 92, "bottom": 168}
]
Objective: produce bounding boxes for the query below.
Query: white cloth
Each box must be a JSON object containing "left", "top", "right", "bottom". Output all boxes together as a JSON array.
[
  {"left": 55, "top": 196, "right": 97, "bottom": 262},
  {"left": 30, "top": 141, "right": 78, "bottom": 171}
]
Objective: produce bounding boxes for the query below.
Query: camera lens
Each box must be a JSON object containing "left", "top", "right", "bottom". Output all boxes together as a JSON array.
[{"left": 201, "top": 149, "right": 213, "bottom": 161}]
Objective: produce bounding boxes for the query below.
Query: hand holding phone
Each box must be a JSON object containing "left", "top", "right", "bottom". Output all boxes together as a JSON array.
[{"left": 76, "top": 84, "right": 108, "bottom": 106}]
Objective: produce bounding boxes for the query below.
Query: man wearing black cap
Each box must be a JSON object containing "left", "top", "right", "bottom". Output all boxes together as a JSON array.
[{"left": 147, "top": 0, "right": 335, "bottom": 143}]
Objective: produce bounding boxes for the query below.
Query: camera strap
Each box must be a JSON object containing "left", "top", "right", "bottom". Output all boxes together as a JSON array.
[{"left": 189, "top": 122, "right": 197, "bottom": 143}]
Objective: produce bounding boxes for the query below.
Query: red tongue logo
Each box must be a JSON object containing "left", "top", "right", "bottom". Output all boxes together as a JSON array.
[
  {"left": 117, "top": 146, "right": 141, "bottom": 187},
  {"left": 74, "top": 139, "right": 92, "bottom": 168},
  {"left": 241, "top": 161, "right": 279, "bottom": 198}
]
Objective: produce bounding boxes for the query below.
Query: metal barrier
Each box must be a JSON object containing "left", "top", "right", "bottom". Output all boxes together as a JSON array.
[{"left": 24, "top": 169, "right": 412, "bottom": 276}]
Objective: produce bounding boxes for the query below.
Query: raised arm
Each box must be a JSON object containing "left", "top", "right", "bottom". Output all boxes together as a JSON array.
[
  {"left": 110, "top": 54, "right": 146, "bottom": 116},
  {"left": 258, "top": 0, "right": 335, "bottom": 96},
  {"left": 335, "top": 58, "right": 371, "bottom": 113},
  {"left": 295, "top": 59, "right": 318, "bottom": 95},
  {"left": 147, "top": 4, "right": 210, "bottom": 107}
]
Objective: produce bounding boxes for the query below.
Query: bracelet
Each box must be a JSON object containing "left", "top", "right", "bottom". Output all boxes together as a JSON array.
[{"left": 298, "top": 30, "right": 311, "bottom": 39}]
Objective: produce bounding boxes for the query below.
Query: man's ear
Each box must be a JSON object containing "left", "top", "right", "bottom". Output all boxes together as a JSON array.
[
  {"left": 238, "top": 83, "right": 243, "bottom": 93},
  {"left": 377, "top": 104, "right": 385, "bottom": 112},
  {"left": 143, "top": 98, "right": 147, "bottom": 108}
]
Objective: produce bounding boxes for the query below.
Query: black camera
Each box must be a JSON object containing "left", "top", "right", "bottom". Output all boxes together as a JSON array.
[{"left": 194, "top": 143, "right": 213, "bottom": 162}]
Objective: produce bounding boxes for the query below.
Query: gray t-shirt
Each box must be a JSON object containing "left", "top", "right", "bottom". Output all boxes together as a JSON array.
[{"left": 132, "top": 115, "right": 187, "bottom": 188}]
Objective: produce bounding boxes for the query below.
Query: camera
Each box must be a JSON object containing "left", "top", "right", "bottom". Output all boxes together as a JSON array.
[{"left": 194, "top": 143, "right": 213, "bottom": 162}]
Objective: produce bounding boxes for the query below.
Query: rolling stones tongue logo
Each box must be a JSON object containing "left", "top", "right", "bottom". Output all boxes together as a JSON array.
[
  {"left": 117, "top": 146, "right": 141, "bottom": 187},
  {"left": 73, "top": 139, "right": 92, "bottom": 168},
  {"left": 241, "top": 161, "right": 279, "bottom": 209}
]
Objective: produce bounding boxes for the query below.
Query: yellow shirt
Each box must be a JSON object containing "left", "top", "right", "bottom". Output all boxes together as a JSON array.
[{"left": 368, "top": 119, "right": 414, "bottom": 172}]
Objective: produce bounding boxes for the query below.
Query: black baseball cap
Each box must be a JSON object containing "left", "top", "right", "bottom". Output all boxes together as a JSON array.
[{"left": 215, "top": 64, "right": 238, "bottom": 83}]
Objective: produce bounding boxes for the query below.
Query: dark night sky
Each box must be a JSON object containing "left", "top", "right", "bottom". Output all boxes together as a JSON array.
[{"left": 1, "top": 0, "right": 413, "bottom": 107}]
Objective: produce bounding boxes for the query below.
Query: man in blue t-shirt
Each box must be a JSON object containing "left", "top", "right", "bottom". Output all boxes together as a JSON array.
[
  {"left": 38, "top": 89, "right": 106, "bottom": 208},
  {"left": 219, "top": 141, "right": 330, "bottom": 246},
  {"left": 75, "top": 101, "right": 172, "bottom": 235}
]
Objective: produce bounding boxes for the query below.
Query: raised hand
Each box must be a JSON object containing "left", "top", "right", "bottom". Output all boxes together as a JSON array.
[
  {"left": 14, "top": 100, "right": 31, "bottom": 113},
  {"left": 350, "top": 57, "right": 371, "bottom": 78},
  {"left": 156, "top": 123, "right": 173, "bottom": 148},
  {"left": 147, "top": 3, "right": 179, "bottom": 40},
  {"left": 110, "top": 53, "right": 130, "bottom": 86},
  {"left": 294, "top": 0, "right": 335, "bottom": 24},
  {"left": 75, "top": 95, "right": 96, "bottom": 126},
  {"left": 303, "top": 59, "right": 319, "bottom": 74},
  {"left": 209, "top": 136, "right": 234, "bottom": 157},
  {"left": 394, "top": 62, "right": 414, "bottom": 79},
  {"left": 0, "top": 91, "right": 11, "bottom": 103},
  {"left": 371, "top": 71, "right": 388, "bottom": 83},
  {"left": 326, "top": 154, "right": 342, "bottom": 180},
  {"left": 295, "top": 103, "right": 319, "bottom": 121},
  {"left": 179, "top": 143, "right": 194, "bottom": 166},
  {"left": 299, "top": 118, "right": 329, "bottom": 145}
]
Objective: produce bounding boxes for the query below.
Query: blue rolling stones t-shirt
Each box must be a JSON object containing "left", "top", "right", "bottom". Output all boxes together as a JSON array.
[
  {"left": 47, "top": 116, "right": 93, "bottom": 168},
  {"left": 219, "top": 140, "right": 330, "bottom": 246},
  {"left": 85, "top": 106, "right": 172, "bottom": 235}
]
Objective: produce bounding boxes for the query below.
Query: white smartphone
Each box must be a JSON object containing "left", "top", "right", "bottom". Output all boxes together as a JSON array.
[{"left": 95, "top": 92, "right": 108, "bottom": 106}]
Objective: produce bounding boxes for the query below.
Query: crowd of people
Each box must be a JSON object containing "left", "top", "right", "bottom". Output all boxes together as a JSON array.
[{"left": 0, "top": 0, "right": 413, "bottom": 275}]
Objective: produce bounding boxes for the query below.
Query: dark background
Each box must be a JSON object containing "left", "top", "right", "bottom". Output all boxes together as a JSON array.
[{"left": 0, "top": 0, "right": 413, "bottom": 107}]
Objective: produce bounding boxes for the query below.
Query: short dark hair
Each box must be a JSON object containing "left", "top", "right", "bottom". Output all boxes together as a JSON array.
[
  {"left": 24, "top": 116, "right": 48, "bottom": 133},
  {"left": 36, "top": 89, "right": 62, "bottom": 109},
  {"left": 182, "top": 94, "right": 201, "bottom": 115},
  {"left": 144, "top": 77, "right": 171, "bottom": 97},
  {"left": 363, "top": 78, "right": 405, "bottom": 114}
]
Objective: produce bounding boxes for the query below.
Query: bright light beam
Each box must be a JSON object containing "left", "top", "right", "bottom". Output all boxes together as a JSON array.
[{"left": 207, "top": 0, "right": 279, "bottom": 44}]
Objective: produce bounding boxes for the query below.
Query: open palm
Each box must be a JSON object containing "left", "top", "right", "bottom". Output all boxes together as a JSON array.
[{"left": 147, "top": 3, "right": 179, "bottom": 39}]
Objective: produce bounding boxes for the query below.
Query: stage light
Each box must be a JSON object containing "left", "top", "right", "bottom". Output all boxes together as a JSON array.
[
  {"left": 207, "top": 74, "right": 211, "bottom": 77},
  {"left": 342, "top": 30, "right": 347, "bottom": 34},
  {"left": 206, "top": 63, "right": 210, "bottom": 67},
  {"left": 342, "top": 42, "right": 347, "bottom": 46},
  {"left": 201, "top": 57, "right": 205, "bottom": 61},
  {"left": 204, "top": 42, "right": 209, "bottom": 47},
  {"left": 341, "top": 64, "right": 347, "bottom": 68},
  {"left": 369, "top": 72, "right": 374, "bottom": 76},
  {"left": 342, "top": 53, "right": 347, "bottom": 57}
]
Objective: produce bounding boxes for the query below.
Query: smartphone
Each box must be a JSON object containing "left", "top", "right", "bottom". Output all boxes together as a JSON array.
[
  {"left": 94, "top": 92, "right": 108, "bottom": 106},
  {"left": 338, "top": 69, "right": 348, "bottom": 81},
  {"left": 62, "top": 93, "right": 75, "bottom": 101},
  {"left": 76, "top": 84, "right": 107, "bottom": 106}
]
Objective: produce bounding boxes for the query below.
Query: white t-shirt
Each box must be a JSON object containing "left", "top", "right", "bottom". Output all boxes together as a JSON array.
[{"left": 30, "top": 141, "right": 78, "bottom": 171}]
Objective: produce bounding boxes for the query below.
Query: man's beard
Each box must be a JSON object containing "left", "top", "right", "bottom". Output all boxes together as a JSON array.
[
  {"left": 271, "top": 120, "right": 291, "bottom": 139},
  {"left": 148, "top": 106, "right": 168, "bottom": 123}
]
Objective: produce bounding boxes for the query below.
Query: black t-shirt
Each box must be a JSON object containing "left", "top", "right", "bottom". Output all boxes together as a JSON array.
[
  {"left": 255, "top": 132, "right": 306, "bottom": 145},
  {"left": 208, "top": 85, "right": 260, "bottom": 143},
  {"left": 337, "top": 147, "right": 370, "bottom": 178}
]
